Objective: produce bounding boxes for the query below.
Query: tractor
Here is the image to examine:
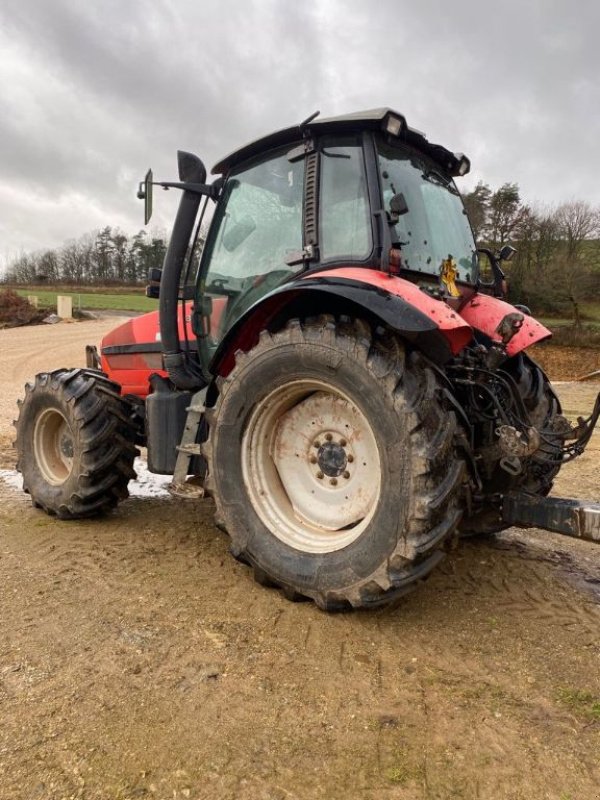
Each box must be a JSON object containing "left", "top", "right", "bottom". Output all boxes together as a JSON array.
[{"left": 15, "top": 108, "right": 600, "bottom": 610}]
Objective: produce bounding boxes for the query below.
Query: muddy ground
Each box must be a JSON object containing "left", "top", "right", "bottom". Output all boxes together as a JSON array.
[{"left": 0, "top": 318, "right": 599, "bottom": 800}]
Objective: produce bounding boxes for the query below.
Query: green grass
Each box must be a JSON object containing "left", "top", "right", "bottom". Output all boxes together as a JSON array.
[
  {"left": 14, "top": 289, "right": 157, "bottom": 313},
  {"left": 557, "top": 688, "right": 600, "bottom": 721},
  {"left": 538, "top": 302, "right": 600, "bottom": 330}
]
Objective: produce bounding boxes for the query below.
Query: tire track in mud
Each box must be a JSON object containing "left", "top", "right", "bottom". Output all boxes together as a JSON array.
[{"left": 445, "top": 536, "right": 600, "bottom": 647}]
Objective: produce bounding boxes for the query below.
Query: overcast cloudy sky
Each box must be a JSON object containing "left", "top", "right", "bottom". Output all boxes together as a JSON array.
[{"left": 1, "top": 0, "right": 598, "bottom": 268}]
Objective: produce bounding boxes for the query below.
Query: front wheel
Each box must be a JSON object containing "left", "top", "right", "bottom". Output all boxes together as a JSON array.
[
  {"left": 203, "top": 318, "right": 465, "bottom": 610},
  {"left": 15, "top": 369, "right": 138, "bottom": 518}
]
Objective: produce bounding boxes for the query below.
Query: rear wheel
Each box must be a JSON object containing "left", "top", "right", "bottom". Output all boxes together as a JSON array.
[
  {"left": 203, "top": 317, "right": 465, "bottom": 610},
  {"left": 15, "top": 369, "right": 138, "bottom": 518}
]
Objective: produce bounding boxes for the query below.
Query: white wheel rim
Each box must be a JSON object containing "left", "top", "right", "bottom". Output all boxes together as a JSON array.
[
  {"left": 241, "top": 380, "right": 381, "bottom": 554},
  {"left": 33, "top": 408, "right": 74, "bottom": 485}
]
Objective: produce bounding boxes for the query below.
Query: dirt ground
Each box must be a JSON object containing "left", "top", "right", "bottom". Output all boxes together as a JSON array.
[{"left": 0, "top": 319, "right": 599, "bottom": 800}]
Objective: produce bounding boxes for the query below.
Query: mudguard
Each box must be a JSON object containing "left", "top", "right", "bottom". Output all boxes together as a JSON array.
[
  {"left": 210, "top": 267, "right": 473, "bottom": 376},
  {"left": 459, "top": 293, "right": 551, "bottom": 356}
]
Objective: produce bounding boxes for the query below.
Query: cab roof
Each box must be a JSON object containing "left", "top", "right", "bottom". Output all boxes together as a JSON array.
[{"left": 211, "top": 107, "right": 470, "bottom": 177}]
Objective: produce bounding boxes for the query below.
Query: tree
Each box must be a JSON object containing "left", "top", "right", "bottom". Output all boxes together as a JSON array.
[
  {"left": 554, "top": 201, "right": 599, "bottom": 327},
  {"left": 93, "top": 226, "right": 115, "bottom": 284},
  {"left": 487, "top": 183, "right": 529, "bottom": 249},
  {"left": 110, "top": 230, "right": 129, "bottom": 283},
  {"left": 462, "top": 182, "right": 491, "bottom": 243}
]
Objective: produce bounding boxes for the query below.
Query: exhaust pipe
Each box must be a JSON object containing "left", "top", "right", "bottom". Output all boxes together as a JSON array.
[{"left": 159, "top": 151, "right": 209, "bottom": 390}]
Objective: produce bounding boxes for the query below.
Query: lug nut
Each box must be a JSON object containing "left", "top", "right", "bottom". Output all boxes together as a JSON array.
[
  {"left": 347, "top": 454, "right": 354, "bottom": 463},
  {"left": 343, "top": 471, "right": 350, "bottom": 479},
  {"left": 314, "top": 441, "right": 321, "bottom": 448},
  {"left": 325, "top": 433, "right": 333, "bottom": 442},
  {"left": 339, "top": 438, "right": 347, "bottom": 447},
  {"left": 309, "top": 455, "right": 317, "bottom": 464},
  {"left": 316, "top": 471, "right": 324, "bottom": 479},
  {"left": 330, "top": 478, "right": 338, "bottom": 486}
]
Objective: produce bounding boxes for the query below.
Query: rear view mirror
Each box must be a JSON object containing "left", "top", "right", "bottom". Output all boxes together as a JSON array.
[
  {"left": 137, "top": 169, "right": 153, "bottom": 225},
  {"left": 389, "top": 192, "right": 409, "bottom": 223},
  {"left": 498, "top": 244, "right": 516, "bottom": 262}
]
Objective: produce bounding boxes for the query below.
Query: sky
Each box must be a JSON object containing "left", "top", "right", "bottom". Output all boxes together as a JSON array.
[{"left": 1, "top": 0, "right": 599, "bottom": 269}]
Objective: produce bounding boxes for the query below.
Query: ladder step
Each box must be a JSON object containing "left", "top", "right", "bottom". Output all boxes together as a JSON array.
[
  {"left": 176, "top": 443, "right": 202, "bottom": 456},
  {"left": 168, "top": 482, "right": 205, "bottom": 499},
  {"left": 186, "top": 404, "right": 206, "bottom": 414}
]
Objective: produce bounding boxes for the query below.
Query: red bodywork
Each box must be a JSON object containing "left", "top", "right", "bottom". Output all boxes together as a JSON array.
[
  {"left": 99, "top": 268, "right": 551, "bottom": 398},
  {"left": 459, "top": 293, "right": 551, "bottom": 356},
  {"left": 101, "top": 304, "right": 194, "bottom": 398},
  {"left": 306, "top": 268, "right": 474, "bottom": 355}
]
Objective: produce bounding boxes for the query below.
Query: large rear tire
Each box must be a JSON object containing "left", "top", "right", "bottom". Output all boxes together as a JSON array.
[
  {"left": 203, "top": 318, "right": 465, "bottom": 610},
  {"left": 15, "top": 369, "right": 138, "bottom": 518}
]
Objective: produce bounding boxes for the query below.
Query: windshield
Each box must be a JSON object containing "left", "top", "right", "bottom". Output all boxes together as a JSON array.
[{"left": 377, "top": 138, "right": 478, "bottom": 284}]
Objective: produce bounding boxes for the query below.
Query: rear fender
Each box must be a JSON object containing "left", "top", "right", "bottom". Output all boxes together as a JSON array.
[
  {"left": 459, "top": 294, "right": 551, "bottom": 356},
  {"left": 210, "top": 271, "right": 473, "bottom": 376}
]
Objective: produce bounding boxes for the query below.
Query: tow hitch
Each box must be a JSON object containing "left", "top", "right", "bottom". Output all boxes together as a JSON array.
[{"left": 503, "top": 493, "right": 600, "bottom": 543}]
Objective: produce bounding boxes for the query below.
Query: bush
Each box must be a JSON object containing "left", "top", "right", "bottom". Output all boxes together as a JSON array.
[{"left": 0, "top": 289, "right": 45, "bottom": 328}]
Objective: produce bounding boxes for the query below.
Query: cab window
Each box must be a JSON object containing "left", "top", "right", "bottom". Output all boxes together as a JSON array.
[
  {"left": 319, "top": 136, "right": 372, "bottom": 263},
  {"left": 200, "top": 147, "right": 304, "bottom": 344}
]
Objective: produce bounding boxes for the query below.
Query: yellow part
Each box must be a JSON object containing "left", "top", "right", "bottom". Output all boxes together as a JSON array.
[{"left": 440, "top": 257, "right": 461, "bottom": 297}]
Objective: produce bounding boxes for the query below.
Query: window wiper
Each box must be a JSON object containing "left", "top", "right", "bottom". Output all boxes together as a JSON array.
[{"left": 421, "top": 170, "right": 459, "bottom": 195}]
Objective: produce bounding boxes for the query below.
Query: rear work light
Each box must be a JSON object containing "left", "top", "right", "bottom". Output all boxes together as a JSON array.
[
  {"left": 382, "top": 113, "right": 405, "bottom": 137},
  {"left": 455, "top": 153, "right": 470, "bottom": 176}
]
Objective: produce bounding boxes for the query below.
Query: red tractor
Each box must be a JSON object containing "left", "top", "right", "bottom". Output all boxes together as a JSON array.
[{"left": 15, "top": 109, "right": 600, "bottom": 610}]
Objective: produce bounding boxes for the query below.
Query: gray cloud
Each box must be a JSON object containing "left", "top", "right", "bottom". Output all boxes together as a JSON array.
[{"left": 1, "top": 0, "right": 599, "bottom": 266}]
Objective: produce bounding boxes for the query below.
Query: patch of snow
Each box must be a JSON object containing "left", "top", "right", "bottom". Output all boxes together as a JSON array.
[
  {"left": 130, "top": 458, "right": 172, "bottom": 498},
  {"left": 0, "top": 470, "right": 23, "bottom": 491},
  {"left": 0, "top": 458, "right": 172, "bottom": 499}
]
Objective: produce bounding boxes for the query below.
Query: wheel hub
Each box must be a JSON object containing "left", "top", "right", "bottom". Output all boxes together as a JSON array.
[
  {"left": 33, "top": 408, "right": 74, "bottom": 486},
  {"left": 241, "top": 382, "right": 381, "bottom": 553},
  {"left": 316, "top": 441, "right": 348, "bottom": 477}
]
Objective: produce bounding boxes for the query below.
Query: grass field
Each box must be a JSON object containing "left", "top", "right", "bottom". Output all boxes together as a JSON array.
[
  {"left": 537, "top": 302, "right": 600, "bottom": 328},
  {"left": 10, "top": 287, "right": 600, "bottom": 327},
  {"left": 14, "top": 288, "right": 157, "bottom": 313}
]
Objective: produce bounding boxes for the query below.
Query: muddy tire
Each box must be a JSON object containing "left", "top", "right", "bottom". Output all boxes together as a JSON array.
[
  {"left": 15, "top": 368, "right": 138, "bottom": 519},
  {"left": 460, "top": 353, "right": 562, "bottom": 535},
  {"left": 203, "top": 317, "right": 465, "bottom": 610},
  {"left": 509, "top": 353, "right": 562, "bottom": 493}
]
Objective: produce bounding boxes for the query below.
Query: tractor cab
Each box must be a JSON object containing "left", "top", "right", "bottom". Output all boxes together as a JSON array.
[{"left": 195, "top": 109, "right": 478, "bottom": 360}]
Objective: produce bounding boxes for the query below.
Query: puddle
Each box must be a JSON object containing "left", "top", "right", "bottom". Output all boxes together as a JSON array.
[{"left": 493, "top": 529, "right": 600, "bottom": 604}]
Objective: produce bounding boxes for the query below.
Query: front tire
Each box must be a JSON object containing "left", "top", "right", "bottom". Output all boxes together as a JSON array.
[
  {"left": 203, "top": 318, "right": 465, "bottom": 610},
  {"left": 15, "top": 369, "right": 138, "bottom": 518}
]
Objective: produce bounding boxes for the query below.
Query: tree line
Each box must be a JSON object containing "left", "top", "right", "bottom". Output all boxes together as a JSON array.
[
  {"left": 4, "top": 187, "right": 600, "bottom": 326},
  {"left": 463, "top": 183, "right": 600, "bottom": 325},
  {"left": 3, "top": 227, "right": 168, "bottom": 286}
]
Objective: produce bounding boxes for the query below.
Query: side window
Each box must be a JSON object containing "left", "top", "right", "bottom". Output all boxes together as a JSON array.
[
  {"left": 319, "top": 137, "right": 372, "bottom": 262},
  {"left": 200, "top": 147, "right": 304, "bottom": 344}
]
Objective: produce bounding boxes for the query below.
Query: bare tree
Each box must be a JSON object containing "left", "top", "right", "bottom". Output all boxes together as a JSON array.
[{"left": 554, "top": 201, "right": 600, "bottom": 327}]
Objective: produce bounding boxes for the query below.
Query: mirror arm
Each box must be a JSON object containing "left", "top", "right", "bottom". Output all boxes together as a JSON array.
[
  {"left": 154, "top": 181, "right": 220, "bottom": 199},
  {"left": 477, "top": 247, "right": 506, "bottom": 298},
  {"left": 374, "top": 210, "right": 393, "bottom": 272}
]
